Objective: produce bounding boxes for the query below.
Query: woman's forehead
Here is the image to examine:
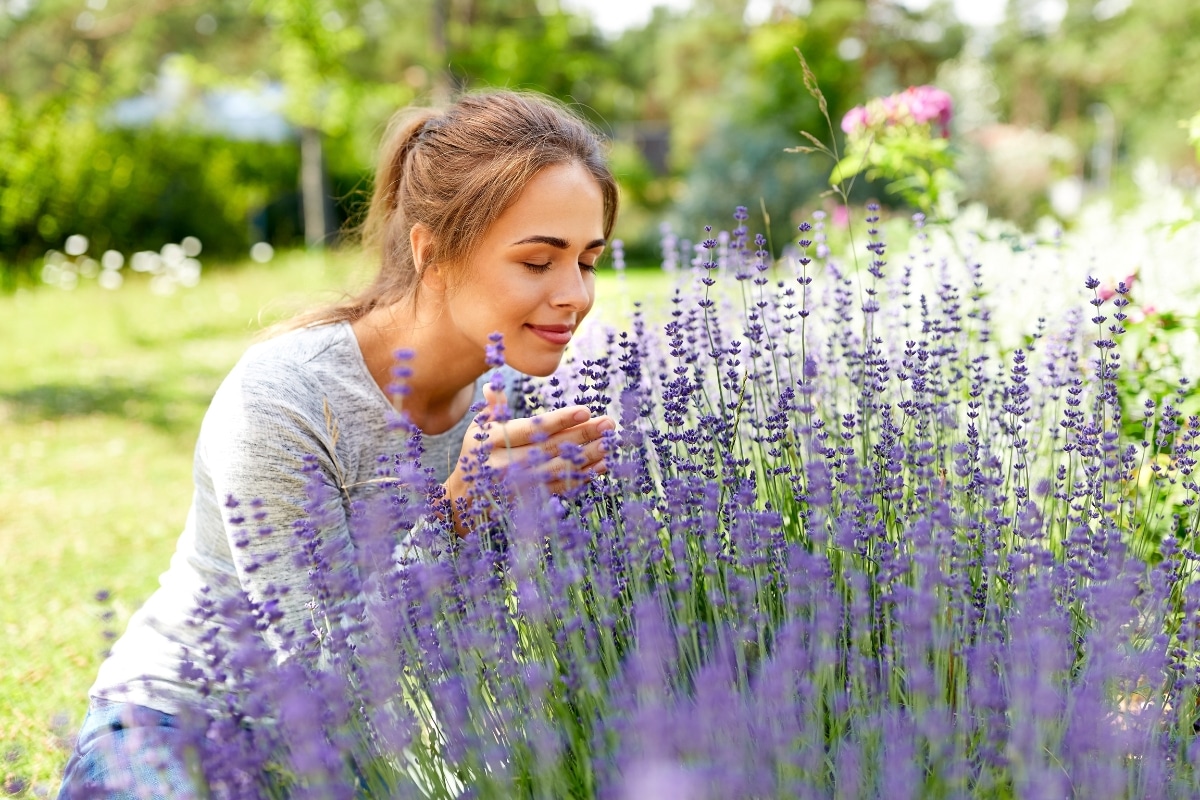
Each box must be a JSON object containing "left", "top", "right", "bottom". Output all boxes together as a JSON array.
[{"left": 486, "top": 163, "right": 606, "bottom": 243}]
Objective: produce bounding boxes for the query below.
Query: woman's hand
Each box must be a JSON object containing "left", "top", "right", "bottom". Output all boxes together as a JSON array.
[{"left": 442, "top": 385, "right": 615, "bottom": 535}]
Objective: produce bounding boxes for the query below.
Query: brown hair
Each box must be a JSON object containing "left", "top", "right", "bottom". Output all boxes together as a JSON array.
[{"left": 282, "top": 90, "right": 618, "bottom": 330}]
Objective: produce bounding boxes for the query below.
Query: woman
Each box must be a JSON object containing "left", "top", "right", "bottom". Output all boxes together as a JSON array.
[{"left": 58, "top": 90, "right": 619, "bottom": 798}]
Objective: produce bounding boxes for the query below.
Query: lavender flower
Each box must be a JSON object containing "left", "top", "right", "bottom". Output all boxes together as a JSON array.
[{"left": 139, "top": 204, "right": 1200, "bottom": 799}]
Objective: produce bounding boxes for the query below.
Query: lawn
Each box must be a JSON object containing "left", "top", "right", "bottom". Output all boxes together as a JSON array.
[{"left": 0, "top": 252, "right": 663, "bottom": 794}]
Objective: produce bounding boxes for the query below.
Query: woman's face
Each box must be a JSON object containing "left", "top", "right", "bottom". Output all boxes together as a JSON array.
[{"left": 443, "top": 161, "right": 606, "bottom": 377}]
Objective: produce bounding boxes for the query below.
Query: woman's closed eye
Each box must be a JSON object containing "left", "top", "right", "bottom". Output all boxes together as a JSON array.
[{"left": 522, "top": 261, "right": 599, "bottom": 274}]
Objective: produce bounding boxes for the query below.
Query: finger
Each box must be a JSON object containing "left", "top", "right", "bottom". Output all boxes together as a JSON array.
[
  {"left": 580, "top": 415, "right": 618, "bottom": 445},
  {"left": 540, "top": 455, "right": 602, "bottom": 493},
  {"left": 498, "top": 405, "right": 593, "bottom": 446},
  {"left": 547, "top": 437, "right": 610, "bottom": 475},
  {"left": 581, "top": 436, "right": 610, "bottom": 465},
  {"left": 481, "top": 384, "right": 508, "bottom": 419},
  {"left": 530, "top": 416, "right": 617, "bottom": 458},
  {"left": 543, "top": 458, "right": 608, "bottom": 495},
  {"left": 547, "top": 435, "right": 608, "bottom": 467}
]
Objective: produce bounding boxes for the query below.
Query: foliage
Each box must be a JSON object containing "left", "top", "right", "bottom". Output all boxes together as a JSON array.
[
  {"left": 0, "top": 0, "right": 983, "bottom": 279},
  {"left": 0, "top": 0, "right": 629, "bottom": 282},
  {"left": 1187, "top": 110, "right": 1200, "bottom": 163},
  {"left": 664, "top": 0, "right": 970, "bottom": 258},
  {"left": 0, "top": 98, "right": 301, "bottom": 287},
  {"left": 782, "top": 46, "right": 959, "bottom": 227},
  {"left": 5, "top": 0, "right": 1200, "bottom": 282},
  {"left": 830, "top": 85, "right": 958, "bottom": 219},
  {"left": 988, "top": 0, "right": 1200, "bottom": 172}
]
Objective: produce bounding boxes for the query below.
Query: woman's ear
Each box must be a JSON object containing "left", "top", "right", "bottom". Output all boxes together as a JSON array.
[{"left": 410, "top": 222, "right": 445, "bottom": 293}]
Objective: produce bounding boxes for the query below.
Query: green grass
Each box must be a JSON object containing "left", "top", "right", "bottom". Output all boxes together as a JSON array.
[
  {"left": 0, "top": 250, "right": 369, "bottom": 793},
  {"left": 0, "top": 254, "right": 667, "bottom": 794}
]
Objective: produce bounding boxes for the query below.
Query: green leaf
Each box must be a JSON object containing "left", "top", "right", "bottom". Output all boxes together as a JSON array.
[{"left": 829, "top": 155, "right": 865, "bottom": 187}]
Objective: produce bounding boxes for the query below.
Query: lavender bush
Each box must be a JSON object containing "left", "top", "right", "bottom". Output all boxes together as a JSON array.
[{"left": 131, "top": 198, "right": 1200, "bottom": 800}]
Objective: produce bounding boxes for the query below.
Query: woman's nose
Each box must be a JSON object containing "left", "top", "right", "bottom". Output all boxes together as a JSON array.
[{"left": 552, "top": 266, "right": 592, "bottom": 311}]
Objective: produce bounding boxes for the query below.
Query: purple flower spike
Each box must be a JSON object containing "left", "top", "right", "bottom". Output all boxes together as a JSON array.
[
  {"left": 485, "top": 331, "right": 506, "bottom": 369},
  {"left": 119, "top": 202, "right": 1200, "bottom": 798}
]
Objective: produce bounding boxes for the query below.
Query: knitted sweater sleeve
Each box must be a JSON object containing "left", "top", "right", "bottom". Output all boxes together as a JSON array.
[{"left": 192, "top": 356, "right": 357, "bottom": 660}]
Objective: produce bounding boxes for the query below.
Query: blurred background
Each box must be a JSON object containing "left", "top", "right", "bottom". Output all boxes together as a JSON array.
[{"left": 2, "top": 0, "right": 1199, "bottom": 283}]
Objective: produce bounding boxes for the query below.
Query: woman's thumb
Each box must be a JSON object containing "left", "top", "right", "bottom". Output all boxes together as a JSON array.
[{"left": 482, "top": 383, "right": 510, "bottom": 422}]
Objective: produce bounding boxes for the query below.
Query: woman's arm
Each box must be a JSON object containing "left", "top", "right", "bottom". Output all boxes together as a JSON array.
[{"left": 193, "top": 359, "right": 361, "bottom": 660}]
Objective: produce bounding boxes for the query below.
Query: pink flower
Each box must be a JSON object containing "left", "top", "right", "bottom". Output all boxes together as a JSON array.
[
  {"left": 1127, "top": 305, "right": 1154, "bottom": 324},
  {"left": 841, "top": 105, "right": 869, "bottom": 135},
  {"left": 899, "top": 86, "right": 953, "bottom": 137},
  {"left": 1097, "top": 272, "right": 1137, "bottom": 303},
  {"left": 842, "top": 86, "right": 954, "bottom": 138}
]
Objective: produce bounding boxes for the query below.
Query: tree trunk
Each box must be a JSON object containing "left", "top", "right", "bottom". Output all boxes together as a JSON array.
[
  {"left": 300, "top": 126, "right": 335, "bottom": 249},
  {"left": 431, "top": 0, "right": 452, "bottom": 105}
]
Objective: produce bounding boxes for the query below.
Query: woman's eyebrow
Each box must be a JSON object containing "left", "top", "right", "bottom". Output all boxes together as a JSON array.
[{"left": 511, "top": 235, "right": 606, "bottom": 250}]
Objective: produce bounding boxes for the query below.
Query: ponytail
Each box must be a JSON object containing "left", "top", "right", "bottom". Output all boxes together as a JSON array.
[{"left": 361, "top": 108, "right": 440, "bottom": 255}]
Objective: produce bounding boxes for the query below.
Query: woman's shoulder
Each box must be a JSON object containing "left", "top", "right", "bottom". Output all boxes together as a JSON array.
[
  {"left": 241, "top": 321, "right": 352, "bottom": 371},
  {"left": 233, "top": 322, "right": 361, "bottom": 386},
  {"left": 208, "top": 323, "right": 361, "bottom": 422}
]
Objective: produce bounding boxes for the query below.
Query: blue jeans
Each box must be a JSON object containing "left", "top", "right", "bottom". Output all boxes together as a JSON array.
[{"left": 57, "top": 698, "right": 200, "bottom": 800}]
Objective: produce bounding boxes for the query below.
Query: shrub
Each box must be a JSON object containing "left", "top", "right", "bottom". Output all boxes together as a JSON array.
[{"left": 0, "top": 96, "right": 300, "bottom": 288}]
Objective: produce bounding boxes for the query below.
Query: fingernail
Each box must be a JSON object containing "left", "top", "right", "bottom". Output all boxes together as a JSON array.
[
  {"left": 593, "top": 459, "right": 607, "bottom": 474},
  {"left": 572, "top": 408, "right": 590, "bottom": 423},
  {"left": 597, "top": 418, "right": 616, "bottom": 433}
]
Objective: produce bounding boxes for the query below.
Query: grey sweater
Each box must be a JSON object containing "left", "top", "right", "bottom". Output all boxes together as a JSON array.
[{"left": 91, "top": 322, "right": 487, "bottom": 714}]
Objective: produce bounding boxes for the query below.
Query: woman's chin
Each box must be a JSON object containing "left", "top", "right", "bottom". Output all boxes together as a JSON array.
[
  {"left": 506, "top": 353, "right": 565, "bottom": 378},
  {"left": 519, "top": 363, "right": 563, "bottom": 379}
]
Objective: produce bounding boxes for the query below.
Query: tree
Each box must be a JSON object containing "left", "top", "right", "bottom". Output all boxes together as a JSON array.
[
  {"left": 642, "top": 0, "right": 964, "bottom": 253},
  {"left": 0, "top": 0, "right": 628, "bottom": 279},
  {"left": 988, "top": 0, "right": 1200, "bottom": 178}
]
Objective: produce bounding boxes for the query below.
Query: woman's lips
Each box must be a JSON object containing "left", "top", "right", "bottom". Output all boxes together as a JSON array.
[{"left": 525, "top": 324, "right": 573, "bottom": 346}]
